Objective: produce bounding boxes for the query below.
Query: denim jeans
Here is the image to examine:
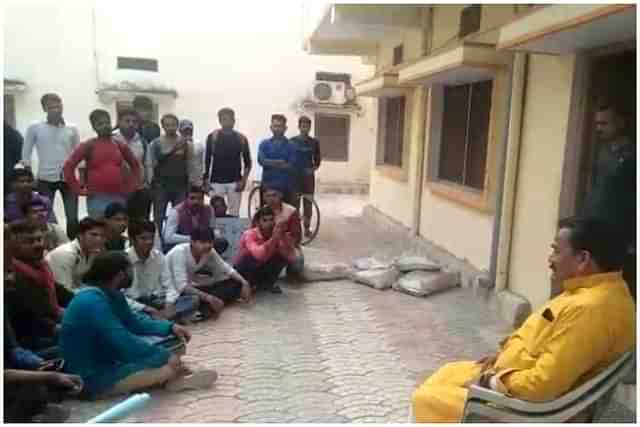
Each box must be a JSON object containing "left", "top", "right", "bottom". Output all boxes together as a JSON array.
[
  {"left": 136, "top": 294, "right": 199, "bottom": 321},
  {"left": 87, "top": 193, "right": 126, "bottom": 219}
]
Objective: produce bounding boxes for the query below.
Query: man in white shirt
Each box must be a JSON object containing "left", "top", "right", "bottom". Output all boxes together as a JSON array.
[
  {"left": 45, "top": 216, "right": 153, "bottom": 316},
  {"left": 22, "top": 93, "right": 80, "bottom": 238},
  {"left": 125, "top": 219, "right": 199, "bottom": 322},
  {"left": 165, "top": 227, "right": 251, "bottom": 320},
  {"left": 23, "top": 198, "right": 68, "bottom": 253},
  {"left": 46, "top": 217, "right": 106, "bottom": 291}
]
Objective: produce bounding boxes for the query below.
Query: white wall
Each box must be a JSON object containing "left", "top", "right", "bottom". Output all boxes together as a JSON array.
[{"left": 4, "top": 0, "right": 376, "bottom": 184}]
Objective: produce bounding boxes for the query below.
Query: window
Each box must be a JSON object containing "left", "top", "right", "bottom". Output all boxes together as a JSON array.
[
  {"left": 393, "top": 44, "right": 404, "bottom": 66},
  {"left": 314, "top": 114, "right": 350, "bottom": 161},
  {"left": 4, "top": 95, "right": 16, "bottom": 128},
  {"left": 116, "top": 100, "right": 159, "bottom": 123},
  {"left": 117, "top": 57, "right": 159, "bottom": 72},
  {"left": 438, "top": 79, "right": 492, "bottom": 190},
  {"left": 379, "top": 96, "right": 406, "bottom": 167}
]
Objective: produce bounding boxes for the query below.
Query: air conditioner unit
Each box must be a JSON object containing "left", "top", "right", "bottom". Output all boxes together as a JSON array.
[{"left": 312, "top": 80, "right": 347, "bottom": 105}]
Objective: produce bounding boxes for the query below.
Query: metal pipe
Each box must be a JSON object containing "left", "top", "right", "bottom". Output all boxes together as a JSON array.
[
  {"left": 488, "top": 53, "right": 517, "bottom": 285},
  {"left": 491, "top": 53, "right": 530, "bottom": 290}
]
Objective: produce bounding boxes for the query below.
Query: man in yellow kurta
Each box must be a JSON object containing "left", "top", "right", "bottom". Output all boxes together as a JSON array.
[{"left": 412, "top": 218, "right": 636, "bottom": 422}]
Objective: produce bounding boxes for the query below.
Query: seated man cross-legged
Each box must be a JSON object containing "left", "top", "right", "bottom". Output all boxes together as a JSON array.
[
  {"left": 125, "top": 219, "right": 199, "bottom": 323},
  {"left": 23, "top": 198, "right": 69, "bottom": 253},
  {"left": 234, "top": 205, "right": 302, "bottom": 294},
  {"left": 411, "top": 218, "right": 636, "bottom": 422},
  {"left": 59, "top": 251, "right": 217, "bottom": 400},
  {"left": 5, "top": 220, "right": 75, "bottom": 352},
  {"left": 163, "top": 185, "right": 228, "bottom": 254},
  {"left": 103, "top": 202, "right": 129, "bottom": 251},
  {"left": 165, "top": 227, "right": 251, "bottom": 320}
]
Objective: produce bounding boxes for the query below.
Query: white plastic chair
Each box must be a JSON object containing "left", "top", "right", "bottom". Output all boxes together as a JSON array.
[{"left": 461, "top": 351, "right": 634, "bottom": 423}]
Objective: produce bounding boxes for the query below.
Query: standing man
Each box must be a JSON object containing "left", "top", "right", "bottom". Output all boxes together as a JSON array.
[
  {"left": 22, "top": 93, "right": 80, "bottom": 238},
  {"left": 63, "top": 110, "right": 142, "bottom": 219},
  {"left": 257, "top": 114, "right": 295, "bottom": 206},
  {"left": 149, "top": 114, "right": 198, "bottom": 234},
  {"left": 132, "top": 96, "right": 161, "bottom": 146},
  {"left": 203, "top": 108, "right": 252, "bottom": 217},
  {"left": 582, "top": 104, "right": 636, "bottom": 300},
  {"left": 179, "top": 119, "right": 205, "bottom": 187},
  {"left": 114, "top": 108, "right": 153, "bottom": 221},
  {"left": 4, "top": 121, "right": 23, "bottom": 195},
  {"left": 290, "top": 115, "right": 322, "bottom": 238}
]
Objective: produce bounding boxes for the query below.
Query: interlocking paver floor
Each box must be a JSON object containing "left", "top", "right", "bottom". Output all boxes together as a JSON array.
[
  {"left": 67, "top": 280, "right": 510, "bottom": 423},
  {"left": 56, "top": 195, "right": 633, "bottom": 422}
]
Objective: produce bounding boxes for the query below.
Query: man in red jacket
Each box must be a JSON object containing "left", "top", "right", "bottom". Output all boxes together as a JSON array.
[
  {"left": 63, "top": 110, "right": 142, "bottom": 219},
  {"left": 234, "top": 186, "right": 304, "bottom": 294}
]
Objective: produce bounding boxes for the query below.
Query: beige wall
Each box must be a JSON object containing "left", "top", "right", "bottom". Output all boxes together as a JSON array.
[
  {"left": 508, "top": 54, "right": 575, "bottom": 309},
  {"left": 431, "top": 5, "right": 517, "bottom": 52},
  {"left": 311, "top": 100, "right": 377, "bottom": 186},
  {"left": 369, "top": 88, "right": 424, "bottom": 228}
]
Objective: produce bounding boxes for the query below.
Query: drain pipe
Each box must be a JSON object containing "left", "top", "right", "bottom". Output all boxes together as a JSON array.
[
  {"left": 490, "top": 53, "right": 529, "bottom": 290},
  {"left": 411, "top": 87, "right": 428, "bottom": 236}
]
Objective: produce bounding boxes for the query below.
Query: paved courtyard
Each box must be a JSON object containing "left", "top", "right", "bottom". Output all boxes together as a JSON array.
[{"left": 53, "top": 194, "right": 634, "bottom": 423}]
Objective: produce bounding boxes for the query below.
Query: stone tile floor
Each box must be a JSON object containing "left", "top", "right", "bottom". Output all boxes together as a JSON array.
[
  {"left": 53, "top": 194, "right": 634, "bottom": 423},
  {"left": 67, "top": 280, "right": 510, "bottom": 423}
]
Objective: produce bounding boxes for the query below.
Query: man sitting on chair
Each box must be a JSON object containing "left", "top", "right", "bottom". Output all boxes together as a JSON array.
[
  {"left": 411, "top": 218, "right": 635, "bottom": 422},
  {"left": 163, "top": 185, "right": 228, "bottom": 254}
]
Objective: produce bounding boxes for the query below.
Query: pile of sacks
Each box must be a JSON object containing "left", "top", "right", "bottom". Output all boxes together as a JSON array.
[{"left": 301, "top": 255, "right": 460, "bottom": 298}]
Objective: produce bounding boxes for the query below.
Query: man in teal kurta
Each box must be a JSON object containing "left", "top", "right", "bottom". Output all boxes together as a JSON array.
[{"left": 59, "top": 251, "right": 215, "bottom": 399}]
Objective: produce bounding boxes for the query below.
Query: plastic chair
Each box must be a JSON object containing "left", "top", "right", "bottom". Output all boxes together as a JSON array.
[{"left": 461, "top": 351, "right": 635, "bottom": 423}]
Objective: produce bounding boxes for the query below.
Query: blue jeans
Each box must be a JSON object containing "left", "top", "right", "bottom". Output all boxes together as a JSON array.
[
  {"left": 87, "top": 193, "right": 126, "bottom": 219},
  {"left": 136, "top": 294, "right": 199, "bottom": 321}
]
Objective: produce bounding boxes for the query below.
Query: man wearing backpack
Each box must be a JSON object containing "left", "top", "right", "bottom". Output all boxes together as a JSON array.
[
  {"left": 114, "top": 108, "right": 153, "bottom": 220},
  {"left": 203, "top": 108, "right": 252, "bottom": 217},
  {"left": 149, "top": 114, "right": 199, "bottom": 234},
  {"left": 63, "top": 109, "right": 142, "bottom": 219}
]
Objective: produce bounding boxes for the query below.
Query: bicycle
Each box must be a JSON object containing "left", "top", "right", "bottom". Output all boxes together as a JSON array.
[{"left": 247, "top": 180, "right": 320, "bottom": 246}]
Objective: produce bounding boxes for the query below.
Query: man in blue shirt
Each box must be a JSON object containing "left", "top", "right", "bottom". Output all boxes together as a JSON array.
[{"left": 257, "top": 114, "right": 296, "bottom": 205}]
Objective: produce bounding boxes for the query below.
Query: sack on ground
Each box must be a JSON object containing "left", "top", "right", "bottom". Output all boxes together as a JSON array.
[
  {"left": 392, "top": 271, "right": 459, "bottom": 297},
  {"left": 352, "top": 257, "right": 390, "bottom": 271},
  {"left": 302, "top": 262, "right": 353, "bottom": 282},
  {"left": 352, "top": 267, "right": 401, "bottom": 290},
  {"left": 393, "top": 255, "right": 441, "bottom": 273}
]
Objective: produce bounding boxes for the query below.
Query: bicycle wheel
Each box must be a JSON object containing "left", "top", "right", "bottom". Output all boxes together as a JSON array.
[
  {"left": 299, "top": 194, "right": 320, "bottom": 246},
  {"left": 247, "top": 185, "right": 262, "bottom": 219}
]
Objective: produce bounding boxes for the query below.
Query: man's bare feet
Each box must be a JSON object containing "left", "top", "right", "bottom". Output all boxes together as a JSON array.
[{"left": 165, "top": 369, "right": 218, "bottom": 392}]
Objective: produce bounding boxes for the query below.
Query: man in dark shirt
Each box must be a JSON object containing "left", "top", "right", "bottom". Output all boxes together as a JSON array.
[
  {"left": 581, "top": 104, "right": 636, "bottom": 301},
  {"left": 4, "top": 121, "right": 23, "bottom": 195},
  {"left": 290, "top": 115, "right": 321, "bottom": 237},
  {"left": 104, "top": 202, "right": 129, "bottom": 251},
  {"left": 203, "top": 108, "right": 252, "bottom": 217},
  {"left": 133, "top": 96, "right": 161, "bottom": 145}
]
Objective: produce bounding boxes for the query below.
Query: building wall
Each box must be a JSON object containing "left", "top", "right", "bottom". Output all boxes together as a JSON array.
[
  {"left": 367, "top": 4, "right": 517, "bottom": 269},
  {"left": 4, "top": 0, "right": 376, "bottom": 186},
  {"left": 431, "top": 5, "right": 517, "bottom": 53},
  {"left": 368, "top": 87, "right": 422, "bottom": 228},
  {"left": 508, "top": 54, "right": 575, "bottom": 309}
]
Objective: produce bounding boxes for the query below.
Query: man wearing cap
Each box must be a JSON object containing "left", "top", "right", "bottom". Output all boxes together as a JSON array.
[{"left": 179, "top": 120, "right": 204, "bottom": 187}]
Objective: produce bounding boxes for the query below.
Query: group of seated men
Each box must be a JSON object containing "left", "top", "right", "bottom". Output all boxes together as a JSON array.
[{"left": 4, "top": 164, "right": 305, "bottom": 421}]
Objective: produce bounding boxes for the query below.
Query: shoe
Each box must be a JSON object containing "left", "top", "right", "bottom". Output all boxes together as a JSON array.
[
  {"left": 304, "top": 228, "right": 312, "bottom": 238},
  {"left": 32, "top": 404, "right": 71, "bottom": 423},
  {"left": 165, "top": 369, "right": 218, "bottom": 392},
  {"left": 271, "top": 284, "right": 283, "bottom": 294}
]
